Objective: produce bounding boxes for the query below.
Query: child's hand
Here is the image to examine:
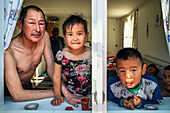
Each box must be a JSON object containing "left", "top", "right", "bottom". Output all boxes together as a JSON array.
[
  {"left": 51, "top": 95, "right": 64, "bottom": 106},
  {"left": 132, "top": 95, "right": 141, "bottom": 106},
  {"left": 122, "top": 99, "right": 134, "bottom": 110}
]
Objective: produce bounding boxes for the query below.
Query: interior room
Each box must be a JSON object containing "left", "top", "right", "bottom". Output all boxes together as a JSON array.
[
  {"left": 17, "top": 0, "right": 170, "bottom": 89},
  {"left": 0, "top": 0, "right": 170, "bottom": 112}
]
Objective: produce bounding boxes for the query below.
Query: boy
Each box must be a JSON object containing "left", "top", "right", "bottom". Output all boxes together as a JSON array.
[
  {"left": 107, "top": 48, "right": 163, "bottom": 110},
  {"left": 162, "top": 65, "right": 170, "bottom": 96}
]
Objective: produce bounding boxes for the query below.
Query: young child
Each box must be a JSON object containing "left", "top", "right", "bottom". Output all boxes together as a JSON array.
[
  {"left": 107, "top": 48, "right": 163, "bottom": 110},
  {"left": 162, "top": 65, "right": 170, "bottom": 96},
  {"left": 51, "top": 15, "right": 92, "bottom": 107},
  {"left": 146, "top": 64, "right": 159, "bottom": 77}
]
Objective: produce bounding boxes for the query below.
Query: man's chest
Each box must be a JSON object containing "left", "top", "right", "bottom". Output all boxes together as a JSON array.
[{"left": 15, "top": 51, "right": 43, "bottom": 74}]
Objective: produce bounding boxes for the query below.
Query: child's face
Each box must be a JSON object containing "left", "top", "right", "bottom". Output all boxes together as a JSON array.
[
  {"left": 64, "top": 23, "right": 88, "bottom": 50},
  {"left": 163, "top": 70, "right": 170, "bottom": 91},
  {"left": 116, "top": 58, "right": 146, "bottom": 89},
  {"left": 146, "top": 66, "right": 157, "bottom": 76}
]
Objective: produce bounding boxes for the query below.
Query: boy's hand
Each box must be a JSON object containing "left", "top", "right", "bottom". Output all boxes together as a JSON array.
[
  {"left": 51, "top": 95, "right": 64, "bottom": 106},
  {"left": 122, "top": 99, "right": 134, "bottom": 110},
  {"left": 132, "top": 95, "right": 141, "bottom": 106}
]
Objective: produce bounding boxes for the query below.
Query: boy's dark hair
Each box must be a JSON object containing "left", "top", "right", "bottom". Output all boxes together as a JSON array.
[
  {"left": 164, "top": 65, "right": 170, "bottom": 70},
  {"left": 147, "top": 64, "right": 159, "bottom": 75},
  {"left": 19, "top": 5, "right": 45, "bottom": 24},
  {"left": 116, "top": 48, "right": 144, "bottom": 67},
  {"left": 62, "top": 14, "right": 88, "bottom": 36}
]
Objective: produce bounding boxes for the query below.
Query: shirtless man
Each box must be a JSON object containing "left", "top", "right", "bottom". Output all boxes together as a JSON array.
[{"left": 4, "top": 5, "right": 54, "bottom": 102}]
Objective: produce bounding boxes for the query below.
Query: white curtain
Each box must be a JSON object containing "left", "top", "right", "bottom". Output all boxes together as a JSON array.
[
  {"left": 4, "top": 0, "right": 24, "bottom": 50},
  {"left": 123, "top": 13, "right": 135, "bottom": 48},
  {"left": 161, "top": 0, "right": 170, "bottom": 54}
]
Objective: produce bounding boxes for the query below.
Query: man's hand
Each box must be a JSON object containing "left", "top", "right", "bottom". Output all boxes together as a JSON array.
[
  {"left": 65, "top": 94, "right": 86, "bottom": 107},
  {"left": 122, "top": 99, "right": 134, "bottom": 110},
  {"left": 132, "top": 95, "right": 141, "bottom": 107},
  {"left": 51, "top": 95, "right": 64, "bottom": 106}
]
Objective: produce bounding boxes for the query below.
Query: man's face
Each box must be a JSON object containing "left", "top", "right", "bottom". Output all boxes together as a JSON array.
[
  {"left": 163, "top": 70, "right": 170, "bottom": 91},
  {"left": 52, "top": 28, "right": 59, "bottom": 36},
  {"left": 116, "top": 58, "right": 146, "bottom": 89},
  {"left": 21, "top": 9, "right": 45, "bottom": 42}
]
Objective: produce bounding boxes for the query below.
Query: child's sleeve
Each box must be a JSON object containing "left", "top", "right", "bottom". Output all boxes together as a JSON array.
[
  {"left": 107, "top": 77, "right": 124, "bottom": 107},
  {"left": 54, "top": 50, "right": 63, "bottom": 65},
  {"left": 136, "top": 78, "right": 163, "bottom": 109}
]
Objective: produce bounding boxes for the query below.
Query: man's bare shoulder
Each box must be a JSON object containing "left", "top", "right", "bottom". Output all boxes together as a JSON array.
[
  {"left": 8, "top": 33, "right": 24, "bottom": 50},
  {"left": 40, "top": 31, "right": 50, "bottom": 48},
  {"left": 4, "top": 47, "right": 17, "bottom": 67},
  {"left": 42, "top": 31, "right": 50, "bottom": 42},
  {"left": 5, "top": 47, "right": 14, "bottom": 57},
  {"left": 44, "top": 31, "right": 50, "bottom": 39}
]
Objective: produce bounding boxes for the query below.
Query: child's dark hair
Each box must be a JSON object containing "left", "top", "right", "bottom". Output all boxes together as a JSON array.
[
  {"left": 62, "top": 14, "right": 88, "bottom": 36},
  {"left": 19, "top": 5, "right": 45, "bottom": 24},
  {"left": 164, "top": 65, "right": 170, "bottom": 70},
  {"left": 116, "top": 48, "right": 144, "bottom": 67}
]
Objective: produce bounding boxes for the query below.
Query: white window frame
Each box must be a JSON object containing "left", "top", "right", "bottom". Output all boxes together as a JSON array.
[
  {"left": 0, "top": 0, "right": 4, "bottom": 108},
  {"left": 92, "top": 0, "right": 107, "bottom": 113},
  {"left": 0, "top": 0, "right": 108, "bottom": 112}
]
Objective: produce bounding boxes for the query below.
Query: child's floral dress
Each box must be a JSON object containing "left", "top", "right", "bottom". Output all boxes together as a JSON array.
[{"left": 55, "top": 50, "right": 92, "bottom": 96}]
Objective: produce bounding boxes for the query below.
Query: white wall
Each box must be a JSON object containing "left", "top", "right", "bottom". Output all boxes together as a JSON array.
[
  {"left": 138, "top": 0, "right": 170, "bottom": 62},
  {"left": 107, "top": 18, "right": 121, "bottom": 56}
]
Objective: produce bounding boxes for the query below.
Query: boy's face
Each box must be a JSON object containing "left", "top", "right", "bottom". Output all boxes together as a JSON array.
[
  {"left": 163, "top": 70, "right": 170, "bottom": 91},
  {"left": 116, "top": 58, "right": 146, "bottom": 89},
  {"left": 64, "top": 23, "right": 88, "bottom": 50}
]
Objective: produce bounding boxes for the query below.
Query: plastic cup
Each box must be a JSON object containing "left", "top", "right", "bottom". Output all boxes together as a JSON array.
[{"left": 81, "top": 98, "right": 90, "bottom": 110}]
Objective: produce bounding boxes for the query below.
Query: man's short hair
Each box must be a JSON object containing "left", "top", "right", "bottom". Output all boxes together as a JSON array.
[
  {"left": 62, "top": 14, "right": 88, "bottom": 36},
  {"left": 164, "top": 65, "right": 170, "bottom": 70},
  {"left": 19, "top": 5, "right": 45, "bottom": 24},
  {"left": 52, "top": 27, "right": 59, "bottom": 32},
  {"left": 115, "top": 48, "right": 144, "bottom": 67}
]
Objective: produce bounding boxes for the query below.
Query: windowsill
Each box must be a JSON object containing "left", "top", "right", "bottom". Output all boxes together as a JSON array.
[
  {"left": 107, "top": 97, "right": 170, "bottom": 112},
  {"left": 0, "top": 97, "right": 91, "bottom": 113},
  {"left": 1, "top": 97, "right": 170, "bottom": 113}
]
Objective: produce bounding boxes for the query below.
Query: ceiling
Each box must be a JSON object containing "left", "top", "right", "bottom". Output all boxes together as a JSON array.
[{"left": 23, "top": 0, "right": 150, "bottom": 18}]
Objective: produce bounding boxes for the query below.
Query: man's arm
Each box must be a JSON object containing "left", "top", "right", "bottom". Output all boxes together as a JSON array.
[
  {"left": 4, "top": 49, "right": 54, "bottom": 102},
  {"left": 43, "top": 31, "right": 54, "bottom": 79}
]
